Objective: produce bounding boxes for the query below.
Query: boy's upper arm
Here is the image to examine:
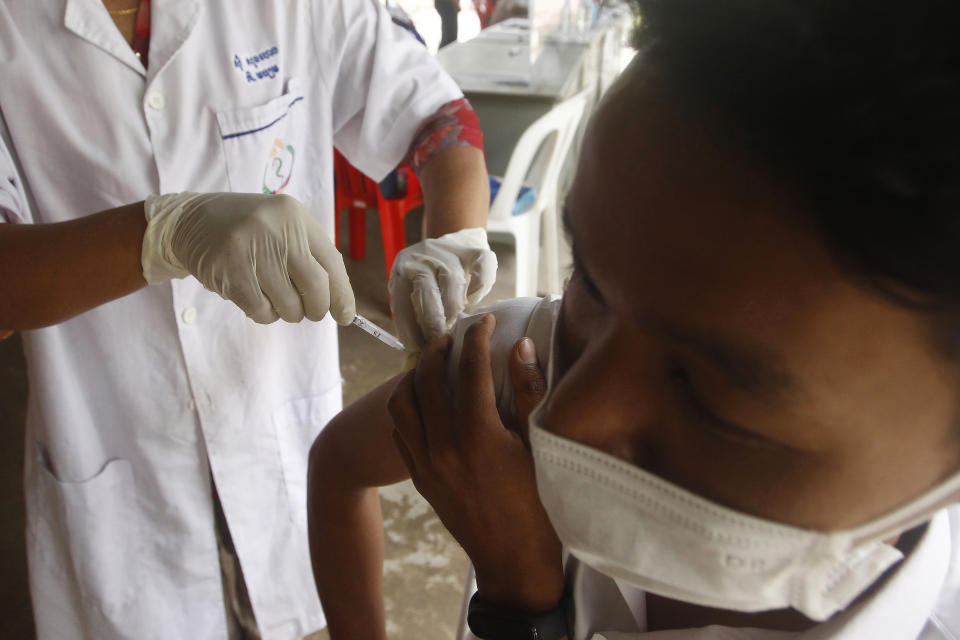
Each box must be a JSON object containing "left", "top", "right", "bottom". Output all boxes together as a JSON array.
[{"left": 310, "top": 374, "right": 410, "bottom": 490}]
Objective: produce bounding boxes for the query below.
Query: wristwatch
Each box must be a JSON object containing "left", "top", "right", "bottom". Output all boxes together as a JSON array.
[{"left": 466, "top": 591, "right": 572, "bottom": 640}]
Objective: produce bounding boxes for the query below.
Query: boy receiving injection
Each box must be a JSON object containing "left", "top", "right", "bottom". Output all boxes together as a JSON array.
[{"left": 308, "top": 2, "right": 960, "bottom": 638}]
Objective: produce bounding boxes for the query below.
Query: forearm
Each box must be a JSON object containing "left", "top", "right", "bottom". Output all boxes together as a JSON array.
[
  {"left": 418, "top": 145, "right": 489, "bottom": 238},
  {"left": 0, "top": 202, "right": 147, "bottom": 329},
  {"left": 309, "top": 484, "right": 387, "bottom": 640},
  {"left": 307, "top": 378, "right": 410, "bottom": 639}
]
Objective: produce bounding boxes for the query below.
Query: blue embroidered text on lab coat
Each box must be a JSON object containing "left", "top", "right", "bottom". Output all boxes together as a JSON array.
[{"left": 233, "top": 46, "right": 280, "bottom": 83}]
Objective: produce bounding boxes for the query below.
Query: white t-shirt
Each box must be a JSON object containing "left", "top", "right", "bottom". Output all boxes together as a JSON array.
[{"left": 454, "top": 297, "right": 960, "bottom": 640}]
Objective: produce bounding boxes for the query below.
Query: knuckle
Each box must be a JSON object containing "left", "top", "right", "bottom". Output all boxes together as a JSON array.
[
  {"left": 464, "top": 320, "right": 489, "bottom": 343},
  {"left": 421, "top": 336, "right": 447, "bottom": 360},
  {"left": 305, "top": 269, "right": 331, "bottom": 291},
  {"left": 522, "top": 371, "right": 547, "bottom": 397},
  {"left": 427, "top": 446, "right": 459, "bottom": 476},
  {"left": 250, "top": 312, "right": 276, "bottom": 325},
  {"left": 273, "top": 193, "right": 300, "bottom": 214},
  {"left": 254, "top": 195, "right": 298, "bottom": 226},
  {"left": 219, "top": 230, "right": 249, "bottom": 254},
  {"left": 303, "top": 295, "right": 331, "bottom": 317},
  {"left": 226, "top": 289, "right": 258, "bottom": 313},
  {"left": 437, "top": 269, "right": 467, "bottom": 289},
  {"left": 246, "top": 199, "right": 273, "bottom": 221},
  {"left": 461, "top": 329, "right": 490, "bottom": 359},
  {"left": 280, "top": 309, "right": 305, "bottom": 323},
  {"left": 243, "top": 299, "right": 275, "bottom": 322},
  {"left": 459, "top": 350, "right": 485, "bottom": 372},
  {"left": 300, "top": 277, "right": 329, "bottom": 298},
  {"left": 329, "top": 250, "right": 346, "bottom": 271},
  {"left": 304, "top": 309, "right": 328, "bottom": 323}
]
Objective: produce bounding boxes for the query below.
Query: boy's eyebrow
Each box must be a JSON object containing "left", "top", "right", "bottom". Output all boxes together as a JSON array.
[
  {"left": 648, "top": 319, "right": 799, "bottom": 402},
  {"left": 562, "top": 203, "right": 797, "bottom": 402}
]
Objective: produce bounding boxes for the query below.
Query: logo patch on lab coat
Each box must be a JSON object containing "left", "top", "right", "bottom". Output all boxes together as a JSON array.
[{"left": 263, "top": 138, "right": 295, "bottom": 194}]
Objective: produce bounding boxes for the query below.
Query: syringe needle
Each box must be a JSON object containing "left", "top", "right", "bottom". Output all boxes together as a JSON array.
[{"left": 350, "top": 314, "right": 406, "bottom": 351}]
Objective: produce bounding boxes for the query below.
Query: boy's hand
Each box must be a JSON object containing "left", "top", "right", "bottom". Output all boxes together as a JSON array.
[{"left": 387, "top": 314, "right": 565, "bottom": 614}]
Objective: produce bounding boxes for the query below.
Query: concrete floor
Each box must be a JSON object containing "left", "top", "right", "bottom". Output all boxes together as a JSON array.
[{"left": 0, "top": 206, "right": 518, "bottom": 640}]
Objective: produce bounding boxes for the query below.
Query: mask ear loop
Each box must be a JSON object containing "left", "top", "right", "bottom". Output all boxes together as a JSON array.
[{"left": 847, "top": 472, "right": 960, "bottom": 547}]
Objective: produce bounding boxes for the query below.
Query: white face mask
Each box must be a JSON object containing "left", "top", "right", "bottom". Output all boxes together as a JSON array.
[{"left": 528, "top": 309, "right": 960, "bottom": 622}]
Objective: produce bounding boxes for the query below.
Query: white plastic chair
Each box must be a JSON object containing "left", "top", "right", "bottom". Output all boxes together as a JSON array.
[{"left": 487, "top": 90, "right": 590, "bottom": 297}]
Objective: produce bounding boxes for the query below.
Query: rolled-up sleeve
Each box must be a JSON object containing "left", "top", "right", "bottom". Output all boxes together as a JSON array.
[
  {"left": 313, "top": 0, "right": 464, "bottom": 181},
  {"left": 0, "top": 123, "right": 27, "bottom": 224}
]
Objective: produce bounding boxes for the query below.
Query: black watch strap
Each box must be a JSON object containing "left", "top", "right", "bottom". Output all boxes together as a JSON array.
[{"left": 467, "top": 591, "right": 572, "bottom": 640}]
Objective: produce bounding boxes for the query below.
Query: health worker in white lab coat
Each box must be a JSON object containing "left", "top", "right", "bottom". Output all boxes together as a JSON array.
[
  {"left": 0, "top": 0, "right": 496, "bottom": 638},
  {"left": 307, "top": 2, "right": 960, "bottom": 639}
]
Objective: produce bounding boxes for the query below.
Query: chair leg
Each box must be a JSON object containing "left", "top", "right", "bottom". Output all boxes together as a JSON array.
[
  {"left": 349, "top": 207, "right": 367, "bottom": 261},
  {"left": 512, "top": 228, "right": 529, "bottom": 298},
  {"left": 511, "top": 218, "right": 541, "bottom": 298},
  {"left": 524, "top": 213, "right": 543, "bottom": 298},
  {"left": 541, "top": 201, "right": 561, "bottom": 294}
]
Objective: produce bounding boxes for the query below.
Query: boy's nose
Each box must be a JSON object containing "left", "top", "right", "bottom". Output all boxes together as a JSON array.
[{"left": 540, "top": 329, "right": 668, "bottom": 470}]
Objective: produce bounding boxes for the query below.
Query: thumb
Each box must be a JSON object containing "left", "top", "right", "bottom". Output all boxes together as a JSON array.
[{"left": 509, "top": 337, "right": 547, "bottom": 446}]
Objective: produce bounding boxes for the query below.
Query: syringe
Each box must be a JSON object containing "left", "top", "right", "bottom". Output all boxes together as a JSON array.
[{"left": 350, "top": 314, "right": 406, "bottom": 351}]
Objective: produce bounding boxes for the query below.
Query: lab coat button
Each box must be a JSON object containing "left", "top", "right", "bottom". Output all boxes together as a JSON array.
[
  {"left": 188, "top": 399, "right": 196, "bottom": 411},
  {"left": 147, "top": 91, "right": 166, "bottom": 110},
  {"left": 181, "top": 307, "right": 197, "bottom": 324}
]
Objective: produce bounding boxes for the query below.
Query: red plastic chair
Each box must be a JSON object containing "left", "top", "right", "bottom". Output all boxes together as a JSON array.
[
  {"left": 332, "top": 149, "right": 424, "bottom": 277},
  {"left": 333, "top": 149, "right": 379, "bottom": 260},
  {"left": 473, "top": 0, "right": 494, "bottom": 28}
]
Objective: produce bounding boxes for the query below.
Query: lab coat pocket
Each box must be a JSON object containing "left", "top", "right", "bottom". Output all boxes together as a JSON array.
[
  {"left": 27, "top": 446, "right": 142, "bottom": 621},
  {"left": 217, "top": 77, "right": 313, "bottom": 200},
  {"left": 272, "top": 384, "right": 342, "bottom": 529}
]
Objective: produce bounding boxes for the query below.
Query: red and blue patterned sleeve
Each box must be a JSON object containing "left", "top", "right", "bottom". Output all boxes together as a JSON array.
[{"left": 405, "top": 98, "right": 485, "bottom": 175}]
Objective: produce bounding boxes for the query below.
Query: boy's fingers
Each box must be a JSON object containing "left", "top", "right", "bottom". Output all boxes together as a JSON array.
[
  {"left": 387, "top": 370, "right": 427, "bottom": 459},
  {"left": 509, "top": 337, "right": 547, "bottom": 446},
  {"left": 414, "top": 335, "right": 455, "bottom": 445},
  {"left": 456, "top": 315, "right": 498, "bottom": 420}
]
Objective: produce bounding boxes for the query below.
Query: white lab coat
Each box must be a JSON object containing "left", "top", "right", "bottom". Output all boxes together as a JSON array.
[
  {"left": 0, "top": 0, "right": 461, "bottom": 638},
  {"left": 452, "top": 298, "right": 960, "bottom": 640}
]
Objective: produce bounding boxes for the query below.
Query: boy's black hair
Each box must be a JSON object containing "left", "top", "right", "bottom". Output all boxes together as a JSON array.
[{"left": 633, "top": 0, "right": 960, "bottom": 329}]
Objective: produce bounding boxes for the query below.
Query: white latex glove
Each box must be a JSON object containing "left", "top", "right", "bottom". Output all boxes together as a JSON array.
[
  {"left": 142, "top": 192, "right": 356, "bottom": 325},
  {"left": 388, "top": 227, "right": 498, "bottom": 350}
]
